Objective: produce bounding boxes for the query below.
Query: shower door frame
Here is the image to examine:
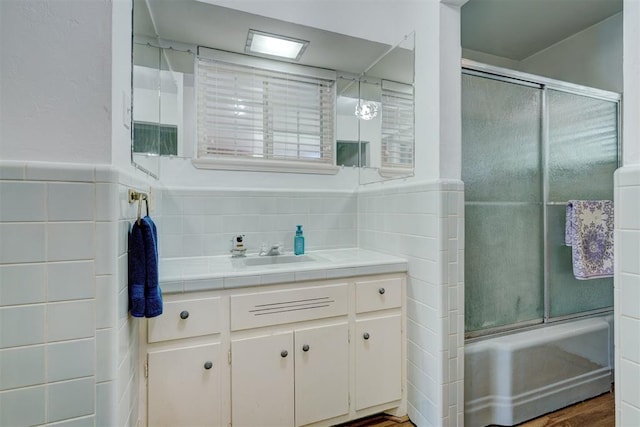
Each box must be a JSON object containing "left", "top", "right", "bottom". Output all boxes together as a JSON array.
[{"left": 462, "top": 59, "right": 622, "bottom": 339}]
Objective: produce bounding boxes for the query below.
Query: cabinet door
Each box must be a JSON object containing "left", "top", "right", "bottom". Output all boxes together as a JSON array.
[
  {"left": 148, "top": 343, "right": 221, "bottom": 426},
  {"left": 355, "top": 314, "right": 402, "bottom": 410},
  {"left": 295, "top": 323, "right": 349, "bottom": 426},
  {"left": 231, "top": 332, "right": 294, "bottom": 427}
]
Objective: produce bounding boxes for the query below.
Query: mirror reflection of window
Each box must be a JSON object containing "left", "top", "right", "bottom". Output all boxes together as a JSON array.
[
  {"left": 133, "top": 45, "right": 195, "bottom": 158},
  {"left": 337, "top": 140, "right": 369, "bottom": 167},
  {"left": 381, "top": 80, "right": 414, "bottom": 171},
  {"left": 195, "top": 49, "right": 336, "bottom": 166}
]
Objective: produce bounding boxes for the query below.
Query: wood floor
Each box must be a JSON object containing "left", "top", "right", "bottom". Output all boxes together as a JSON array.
[
  {"left": 518, "top": 391, "right": 614, "bottom": 427},
  {"left": 334, "top": 414, "right": 415, "bottom": 427},
  {"left": 335, "top": 391, "right": 614, "bottom": 427}
]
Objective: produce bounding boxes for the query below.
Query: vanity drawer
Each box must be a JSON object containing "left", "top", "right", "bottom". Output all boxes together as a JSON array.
[
  {"left": 230, "top": 283, "right": 348, "bottom": 331},
  {"left": 355, "top": 277, "right": 403, "bottom": 313},
  {"left": 148, "top": 297, "right": 222, "bottom": 343}
]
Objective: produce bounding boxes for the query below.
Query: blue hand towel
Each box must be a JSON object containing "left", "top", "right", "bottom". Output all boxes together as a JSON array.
[
  {"left": 140, "top": 216, "right": 163, "bottom": 317},
  {"left": 128, "top": 222, "right": 146, "bottom": 317}
]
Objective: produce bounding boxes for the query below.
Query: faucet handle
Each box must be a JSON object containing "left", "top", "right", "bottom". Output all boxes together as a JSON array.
[{"left": 259, "top": 242, "right": 268, "bottom": 256}]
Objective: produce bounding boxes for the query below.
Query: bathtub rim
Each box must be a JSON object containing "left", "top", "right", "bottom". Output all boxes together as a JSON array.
[{"left": 465, "top": 307, "right": 613, "bottom": 342}]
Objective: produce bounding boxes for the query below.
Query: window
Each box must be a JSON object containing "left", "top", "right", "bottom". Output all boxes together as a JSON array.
[
  {"left": 194, "top": 49, "right": 338, "bottom": 173},
  {"left": 381, "top": 80, "right": 414, "bottom": 174}
]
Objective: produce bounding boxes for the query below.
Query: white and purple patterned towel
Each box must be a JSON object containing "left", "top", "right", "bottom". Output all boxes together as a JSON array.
[{"left": 565, "top": 200, "right": 614, "bottom": 280}]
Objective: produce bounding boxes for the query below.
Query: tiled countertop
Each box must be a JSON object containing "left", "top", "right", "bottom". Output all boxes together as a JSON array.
[{"left": 159, "top": 248, "right": 408, "bottom": 294}]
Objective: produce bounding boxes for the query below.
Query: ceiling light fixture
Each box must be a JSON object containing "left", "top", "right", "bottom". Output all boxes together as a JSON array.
[
  {"left": 355, "top": 101, "right": 379, "bottom": 121},
  {"left": 245, "top": 29, "right": 309, "bottom": 61}
]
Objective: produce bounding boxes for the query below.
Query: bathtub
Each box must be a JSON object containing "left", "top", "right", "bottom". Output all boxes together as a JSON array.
[{"left": 464, "top": 315, "right": 613, "bottom": 427}]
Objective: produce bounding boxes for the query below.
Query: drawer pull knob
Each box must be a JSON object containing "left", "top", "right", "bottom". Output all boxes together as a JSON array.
[
  {"left": 363, "top": 332, "right": 370, "bottom": 340},
  {"left": 179, "top": 310, "right": 189, "bottom": 320},
  {"left": 281, "top": 350, "right": 288, "bottom": 358},
  {"left": 378, "top": 287, "right": 386, "bottom": 295},
  {"left": 302, "top": 344, "right": 310, "bottom": 352},
  {"left": 204, "top": 361, "right": 213, "bottom": 370}
]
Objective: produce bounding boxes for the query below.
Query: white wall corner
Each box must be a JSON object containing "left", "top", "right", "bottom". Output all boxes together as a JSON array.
[
  {"left": 624, "top": 0, "right": 640, "bottom": 166},
  {"left": 441, "top": 0, "right": 469, "bottom": 7},
  {"left": 438, "top": 3, "right": 463, "bottom": 181}
]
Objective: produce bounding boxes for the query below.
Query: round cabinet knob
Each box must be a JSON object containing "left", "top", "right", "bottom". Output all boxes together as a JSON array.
[
  {"left": 363, "top": 332, "right": 370, "bottom": 340},
  {"left": 302, "top": 344, "right": 310, "bottom": 352},
  {"left": 204, "top": 361, "right": 213, "bottom": 370},
  {"left": 179, "top": 310, "right": 189, "bottom": 320},
  {"left": 378, "top": 287, "right": 386, "bottom": 295},
  {"left": 281, "top": 350, "right": 288, "bottom": 358}
]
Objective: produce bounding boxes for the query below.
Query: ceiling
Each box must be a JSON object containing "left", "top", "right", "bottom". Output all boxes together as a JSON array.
[
  {"left": 134, "top": 0, "right": 393, "bottom": 76},
  {"left": 461, "top": 0, "right": 623, "bottom": 61},
  {"left": 133, "top": 0, "right": 623, "bottom": 84}
]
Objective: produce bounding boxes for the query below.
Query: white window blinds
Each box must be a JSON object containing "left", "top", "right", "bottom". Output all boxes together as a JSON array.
[
  {"left": 196, "top": 53, "right": 336, "bottom": 167},
  {"left": 381, "top": 80, "right": 414, "bottom": 172}
]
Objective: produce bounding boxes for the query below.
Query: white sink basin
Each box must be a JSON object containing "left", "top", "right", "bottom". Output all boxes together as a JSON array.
[{"left": 242, "top": 254, "right": 316, "bottom": 266}]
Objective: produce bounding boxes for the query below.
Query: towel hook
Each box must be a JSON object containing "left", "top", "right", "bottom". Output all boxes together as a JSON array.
[
  {"left": 137, "top": 196, "right": 143, "bottom": 225},
  {"left": 128, "top": 189, "right": 149, "bottom": 225},
  {"left": 136, "top": 194, "right": 149, "bottom": 225}
]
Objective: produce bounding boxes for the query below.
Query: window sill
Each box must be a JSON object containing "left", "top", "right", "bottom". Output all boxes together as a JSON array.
[{"left": 192, "top": 157, "right": 340, "bottom": 175}]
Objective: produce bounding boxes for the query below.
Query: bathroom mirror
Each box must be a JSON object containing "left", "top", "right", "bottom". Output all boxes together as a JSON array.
[
  {"left": 336, "top": 33, "right": 415, "bottom": 184},
  {"left": 132, "top": 0, "right": 414, "bottom": 182}
]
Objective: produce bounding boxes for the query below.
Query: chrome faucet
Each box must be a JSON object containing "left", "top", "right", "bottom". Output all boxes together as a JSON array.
[{"left": 259, "top": 243, "right": 283, "bottom": 256}]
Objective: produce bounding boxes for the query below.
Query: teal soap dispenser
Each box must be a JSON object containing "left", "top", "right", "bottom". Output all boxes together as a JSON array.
[{"left": 294, "top": 225, "right": 305, "bottom": 255}]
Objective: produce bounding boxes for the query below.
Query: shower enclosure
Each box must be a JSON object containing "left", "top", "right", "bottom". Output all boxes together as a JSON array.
[{"left": 462, "top": 61, "right": 620, "bottom": 337}]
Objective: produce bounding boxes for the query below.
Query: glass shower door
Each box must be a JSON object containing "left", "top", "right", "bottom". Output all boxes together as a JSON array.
[
  {"left": 546, "top": 89, "right": 617, "bottom": 318},
  {"left": 462, "top": 74, "right": 544, "bottom": 334}
]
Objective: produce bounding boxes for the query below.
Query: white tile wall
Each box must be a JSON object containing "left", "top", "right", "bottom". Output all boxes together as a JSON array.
[
  {"left": 47, "top": 182, "right": 95, "bottom": 221},
  {"left": 358, "top": 179, "right": 465, "bottom": 427},
  {"left": 615, "top": 165, "right": 640, "bottom": 425},
  {"left": 0, "top": 345, "right": 46, "bottom": 390},
  {"left": 46, "top": 300, "right": 95, "bottom": 342},
  {"left": 0, "top": 263, "right": 46, "bottom": 305},
  {"left": 0, "top": 304, "right": 46, "bottom": 348},
  {"left": 116, "top": 172, "right": 153, "bottom": 427},
  {"left": 46, "top": 377, "right": 95, "bottom": 423},
  {"left": 157, "top": 188, "right": 358, "bottom": 258},
  {"left": 47, "top": 261, "right": 95, "bottom": 301},
  {"left": 1, "top": 159, "right": 468, "bottom": 427},
  {"left": 0, "top": 181, "right": 47, "bottom": 221},
  {"left": 47, "top": 222, "right": 95, "bottom": 262},
  {"left": 0, "top": 386, "right": 47, "bottom": 426},
  {"left": 0, "top": 161, "right": 153, "bottom": 426},
  {"left": 0, "top": 223, "right": 47, "bottom": 263},
  {"left": 47, "top": 339, "right": 95, "bottom": 382}
]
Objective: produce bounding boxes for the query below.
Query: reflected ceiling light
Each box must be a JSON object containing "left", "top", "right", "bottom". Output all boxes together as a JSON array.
[
  {"left": 355, "top": 101, "right": 379, "bottom": 120},
  {"left": 245, "top": 29, "right": 309, "bottom": 61}
]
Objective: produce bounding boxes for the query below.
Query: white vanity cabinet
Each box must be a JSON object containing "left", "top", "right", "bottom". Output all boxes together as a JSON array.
[
  {"left": 354, "top": 277, "right": 403, "bottom": 411},
  {"left": 231, "top": 323, "right": 349, "bottom": 427},
  {"left": 355, "top": 315, "right": 402, "bottom": 410},
  {"left": 230, "top": 283, "right": 350, "bottom": 427},
  {"left": 144, "top": 297, "right": 225, "bottom": 427},
  {"left": 141, "top": 273, "right": 406, "bottom": 427}
]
